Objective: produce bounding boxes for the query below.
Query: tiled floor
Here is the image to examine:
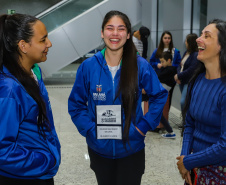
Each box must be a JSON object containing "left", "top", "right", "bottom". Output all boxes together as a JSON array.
[{"left": 46, "top": 84, "right": 184, "bottom": 185}]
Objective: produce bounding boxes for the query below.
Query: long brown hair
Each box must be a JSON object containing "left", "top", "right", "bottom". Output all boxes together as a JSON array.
[
  {"left": 156, "top": 31, "right": 174, "bottom": 58},
  {"left": 102, "top": 11, "right": 138, "bottom": 144}
]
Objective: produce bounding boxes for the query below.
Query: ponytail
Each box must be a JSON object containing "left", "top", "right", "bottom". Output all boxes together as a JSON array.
[{"left": 0, "top": 14, "right": 50, "bottom": 138}]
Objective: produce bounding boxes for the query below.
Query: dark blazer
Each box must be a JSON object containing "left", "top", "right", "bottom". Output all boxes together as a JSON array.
[{"left": 177, "top": 51, "right": 199, "bottom": 84}]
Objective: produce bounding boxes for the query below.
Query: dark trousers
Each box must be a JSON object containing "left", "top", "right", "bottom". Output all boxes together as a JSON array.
[
  {"left": 0, "top": 175, "right": 54, "bottom": 185},
  {"left": 88, "top": 147, "right": 145, "bottom": 185},
  {"left": 160, "top": 114, "right": 173, "bottom": 133}
]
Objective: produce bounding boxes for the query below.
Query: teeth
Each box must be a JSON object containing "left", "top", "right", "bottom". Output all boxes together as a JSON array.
[
  {"left": 110, "top": 39, "right": 119, "bottom": 41},
  {"left": 198, "top": 46, "right": 205, "bottom": 50}
]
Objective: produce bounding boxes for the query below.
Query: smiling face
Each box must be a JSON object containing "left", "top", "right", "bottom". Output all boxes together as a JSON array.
[
  {"left": 101, "top": 16, "right": 130, "bottom": 53},
  {"left": 25, "top": 20, "right": 52, "bottom": 64},
  {"left": 196, "top": 23, "right": 221, "bottom": 64}
]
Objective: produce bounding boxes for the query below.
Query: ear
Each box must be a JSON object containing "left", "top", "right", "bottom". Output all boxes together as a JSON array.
[
  {"left": 101, "top": 30, "right": 104, "bottom": 39},
  {"left": 18, "top": 40, "right": 28, "bottom": 54},
  {"left": 127, "top": 33, "right": 130, "bottom": 39}
]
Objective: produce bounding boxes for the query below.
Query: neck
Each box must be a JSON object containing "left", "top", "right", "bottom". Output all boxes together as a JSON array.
[
  {"left": 105, "top": 48, "right": 123, "bottom": 67},
  {"left": 204, "top": 60, "right": 221, "bottom": 79},
  {"left": 134, "top": 34, "right": 140, "bottom": 40},
  {"left": 164, "top": 45, "right": 169, "bottom": 49}
]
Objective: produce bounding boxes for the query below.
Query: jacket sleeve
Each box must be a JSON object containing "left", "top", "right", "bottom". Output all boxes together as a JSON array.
[
  {"left": 183, "top": 94, "right": 226, "bottom": 171},
  {"left": 0, "top": 98, "right": 55, "bottom": 177},
  {"left": 68, "top": 63, "right": 95, "bottom": 137},
  {"left": 177, "top": 52, "right": 198, "bottom": 82},
  {"left": 136, "top": 61, "right": 168, "bottom": 134},
  {"left": 149, "top": 49, "right": 159, "bottom": 70},
  {"left": 172, "top": 48, "right": 181, "bottom": 67}
]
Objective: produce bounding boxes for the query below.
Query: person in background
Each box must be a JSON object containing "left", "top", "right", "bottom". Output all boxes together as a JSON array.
[
  {"left": 157, "top": 51, "right": 177, "bottom": 138},
  {"left": 177, "top": 19, "right": 226, "bottom": 185},
  {"left": 68, "top": 10, "right": 167, "bottom": 185},
  {"left": 0, "top": 14, "right": 61, "bottom": 185},
  {"left": 132, "top": 26, "right": 150, "bottom": 59},
  {"left": 133, "top": 26, "right": 151, "bottom": 115},
  {"left": 149, "top": 31, "right": 181, "bottom": 73},
  {"left": 174, "top": 33, "right": 199, "bottom": 120}
]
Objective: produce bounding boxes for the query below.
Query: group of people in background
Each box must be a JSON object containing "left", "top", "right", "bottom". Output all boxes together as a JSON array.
[{"left": 0, "top": 9, "right": 226, "bottom": 185}]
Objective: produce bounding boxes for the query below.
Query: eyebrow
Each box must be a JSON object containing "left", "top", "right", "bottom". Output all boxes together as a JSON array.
[
  {"left": 203, "top": 31, "right": 212, "bottom": 34},
  {"left": 41, "top": 34, "right": 48, "bottom": 40},
  {"left": 105, "top": 25, "right": 126, "bottom": 28}
]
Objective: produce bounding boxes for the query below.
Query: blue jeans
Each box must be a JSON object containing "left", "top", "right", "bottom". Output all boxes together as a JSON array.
[{"left": 179, "top": 84, "right": 188, "bottom": 111}]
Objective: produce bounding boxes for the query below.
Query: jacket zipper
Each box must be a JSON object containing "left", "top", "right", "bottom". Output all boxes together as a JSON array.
[{"left": 112, "top": 75, "right": 116, "bottom": 158}]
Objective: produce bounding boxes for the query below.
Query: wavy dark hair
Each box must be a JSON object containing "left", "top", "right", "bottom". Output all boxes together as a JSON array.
[
  {"left": 182, "top": 19, "right": 226, "bottom": 134},
  {"left": 102, "top": 10, "right": 138, "bottom": 144},
  {"left": 186, "top": 33, "right": 198, "bottom": 53},
  {"left": 0, "top": 14, "right": 50, "bottom": 138},
  {"left": 156, "top": 31, "right": 174, "bottom": 58}
]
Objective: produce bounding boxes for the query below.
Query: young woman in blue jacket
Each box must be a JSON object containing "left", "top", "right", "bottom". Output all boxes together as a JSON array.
[
  {"left": 0, "top": 14, "right": 61, "bottom": 185},
  {"left": 149, "top": 31, "right": 181, "bottom": 73},
  {"left": 68, "top": 10, "right": 168, "bottom": 185},
  {"left": 174, "top": 33, "right": 199, "bottom": 113},
  {"left": 177, "top": 19, "right": 226, "bottom": 185}
]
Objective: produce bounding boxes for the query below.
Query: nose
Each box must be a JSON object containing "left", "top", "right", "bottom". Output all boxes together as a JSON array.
[
  {"left": 46, "top": 37, "right": 52, "bottom": 48},
  {"left": 196, "top": 36, "right": 202, "bottom": 44},
  {"left": 112, "top": 28, "right": 119, "bottom": 35}
]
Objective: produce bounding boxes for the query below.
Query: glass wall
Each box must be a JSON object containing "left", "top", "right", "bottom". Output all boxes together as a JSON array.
[{"left": 39, "top": 0, "right": 103, "bottom": 32}]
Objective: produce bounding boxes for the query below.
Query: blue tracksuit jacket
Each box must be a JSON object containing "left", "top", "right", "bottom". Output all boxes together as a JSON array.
[
  {"left": 149, "top": 48, "right": 181, "bottom": 71},
  {"left": 68, "top": 51, "right": 168, "bottom": 159},
  {"left": 0, "top": 66, "right": 61, "bottom": 179}
]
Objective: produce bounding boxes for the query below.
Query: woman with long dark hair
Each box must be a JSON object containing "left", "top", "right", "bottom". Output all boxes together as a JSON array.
[
  {"left": 174, "top": 33, "right": 199, "bottom": 113},
  {"left": 0, "top": 14, "right": 61, "bottom": 185},
  {"left": 149, "top": 31, "right": 181, "bottom": 72},
  {"left": 132, "top": 26, "right": 150, "bottom": 59},
  {"left": 68, "top": 10, "right": 167, "bottom": 185},
  {"left": 177, "top": 19, "right": 226, "bottom": 185}
]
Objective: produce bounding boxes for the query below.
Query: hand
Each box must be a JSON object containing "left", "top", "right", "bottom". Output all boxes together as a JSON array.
[
  {"left": 142, "top": 89, "right": 146, "bottom": 94},
  {"left": 135, "top": 126, "right": 145, "bottom": 136},
  {"left": 184, "top": 172, "right": 192, "bottom": 185},
  {"left": 174, "top": 74, "right": 181, "bottom": 84},
  {"left": 176, "top": 79, "right": 181, "bottom": 84},
  {"left": 176, "top": 156, "right": 189, "bottom": 179},
  {"left": 174, "top": 74, "right": 178, "bottom": 81},
  {"left": 157, "top": 63, "right": 162, "bottom": 69}
]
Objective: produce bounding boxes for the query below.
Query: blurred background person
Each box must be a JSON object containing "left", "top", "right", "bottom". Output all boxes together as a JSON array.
[
  {"left": 174, "top": 33, "right": 199, "bottom": 126},
  {"left": 157, "top": 51, "right": 177, "bottom": 138},
  {"left": 132, "top": 26, "right": 150, "bottom": 115},
  {"left": 149, "top": 31, "right": 181, "bottom": 73},
  {"left": 132, "top": 26, "right": 150, "bottom": 59}
]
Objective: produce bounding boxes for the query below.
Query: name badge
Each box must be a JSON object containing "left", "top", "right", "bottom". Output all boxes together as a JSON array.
[{"left": 96, "top": 105, "right": 122, "bottom": 139}]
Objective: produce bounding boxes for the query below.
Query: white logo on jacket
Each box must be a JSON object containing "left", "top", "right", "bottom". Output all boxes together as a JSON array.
[{"left": 93, "top": 93, "right": 106, "bottom": 101}]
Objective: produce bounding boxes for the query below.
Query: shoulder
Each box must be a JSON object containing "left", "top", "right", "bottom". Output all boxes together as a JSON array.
[
  {"left": 137, "top": 55, "right": 149, "bottom": 66},
  {"left": 0, "top": 74, "right": 25, "bottom": 99},
  {"left": 153, "top": 48, "right": 158, "bottom": 53},
  {"left": 191, "top": 52, "right": 198, "bottom": 58},
  {"left": 137, "top": 55, "right": 155, "bottom": 74},
  {"left": 174, "top": 48, "right": 180, "bottom": 54}
]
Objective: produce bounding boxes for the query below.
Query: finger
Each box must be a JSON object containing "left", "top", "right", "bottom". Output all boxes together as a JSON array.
[{"left": 187, "top": 174, "right": 192, "bottom": 185}]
